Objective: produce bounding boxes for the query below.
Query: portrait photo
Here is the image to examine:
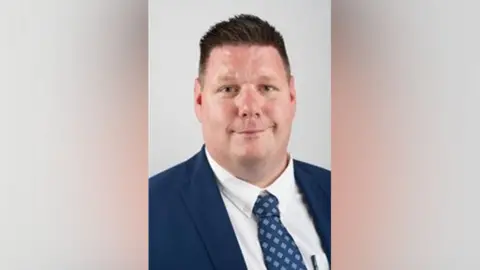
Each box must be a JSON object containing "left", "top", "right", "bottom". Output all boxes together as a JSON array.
[{"left": 149, "top": 2, "right": 331, "bottom": 269}]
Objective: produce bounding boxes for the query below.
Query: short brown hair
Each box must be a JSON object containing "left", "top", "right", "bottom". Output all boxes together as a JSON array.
[{"left": 198, "top": 14, "right": 291, "bottom": 79}]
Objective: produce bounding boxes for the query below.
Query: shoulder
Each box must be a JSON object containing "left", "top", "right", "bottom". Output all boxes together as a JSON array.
[
  {"left": 149, "top": 156, "right": 196, "bottom": 196},
  {"left": 293, "top": 159, "right": 331, "bottom": 192},
  {"left": 293, "top": 159, "right": 330, "bottom": 178}
]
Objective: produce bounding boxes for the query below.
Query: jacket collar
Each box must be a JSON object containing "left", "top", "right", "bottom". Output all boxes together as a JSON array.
[
  {"left": 293, "top": 160, "right": 331, "bottom": 264},
  {"left": 181, "top": 146, "right": 248, "bottom": 270}
]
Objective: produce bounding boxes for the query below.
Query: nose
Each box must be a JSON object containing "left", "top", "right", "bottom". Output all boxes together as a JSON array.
[{"left": 236, "top": 87, "right": 263, "bottom": 119}]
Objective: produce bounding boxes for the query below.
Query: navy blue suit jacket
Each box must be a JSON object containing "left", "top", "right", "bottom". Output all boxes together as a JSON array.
[{"left": 149, "top": 146, "right": 330, "bottom": 270}]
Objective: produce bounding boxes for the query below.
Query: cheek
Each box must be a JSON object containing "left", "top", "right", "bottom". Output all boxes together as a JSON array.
[
  {"left": 204, "top": 99, "right": 236, "bottom": 126},
  {"left": 264, "top": 100, "right": 293, "bottom": 122},
  {"left": 220, "top": 100, "right": 237, "bottom": 115}
]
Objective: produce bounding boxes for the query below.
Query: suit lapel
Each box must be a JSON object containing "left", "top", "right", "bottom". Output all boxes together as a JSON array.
[
  {"left": 294, "top": 161, "right": 331, "bottom": 264},
  {"left": 181, "top": 147, "right": 248, "bottom": 270}
]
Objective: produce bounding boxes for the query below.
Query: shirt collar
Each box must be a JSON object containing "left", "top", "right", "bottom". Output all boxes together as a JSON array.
[{"left": 205, "top": 147, "right": 296, "bottom": 219}]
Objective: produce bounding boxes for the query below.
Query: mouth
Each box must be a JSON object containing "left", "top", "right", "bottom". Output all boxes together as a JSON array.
[
  {"left": 237, "top": 129, "right": 265, "bottom": 135},
  {"left": 234, "top": 126, "right": 274, "bottom": 135}
]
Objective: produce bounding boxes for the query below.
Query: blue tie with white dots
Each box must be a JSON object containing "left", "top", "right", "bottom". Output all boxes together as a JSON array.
[{"left": 253, "top": 192, "right": 307, "bottom": 270}]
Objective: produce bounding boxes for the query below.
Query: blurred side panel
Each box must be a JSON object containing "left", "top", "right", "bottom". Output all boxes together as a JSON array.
[
  {"left": 333, "top": 0, "right": 480, "bottom": 269},
  {"left": 0, "top": 0, "right": 148, "bottom": 269}
]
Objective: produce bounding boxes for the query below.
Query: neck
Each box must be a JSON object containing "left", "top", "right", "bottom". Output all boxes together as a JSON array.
[{"left": 209, "top": 148, "right": 290, "bottom": 188}]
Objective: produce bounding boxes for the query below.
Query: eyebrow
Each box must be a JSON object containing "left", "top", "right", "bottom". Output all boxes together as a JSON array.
[
  {"left": 257, "top": 75, "right": 278, "bottom": 83},
  {"left": 215, "top": 74, "right": 278, "bottom": 83},
  {"left": 216, "top": 74, "right": 237, "bottom": 83}
]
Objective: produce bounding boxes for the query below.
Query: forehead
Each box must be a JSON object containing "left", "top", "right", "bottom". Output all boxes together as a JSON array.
[{"left": 203, "top": 45, "right": 288, "bottom": 82}]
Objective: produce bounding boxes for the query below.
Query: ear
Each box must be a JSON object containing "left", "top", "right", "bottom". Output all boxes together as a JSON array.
[
  {"left": 288, "top": 75, "right": 297, "bottom": 117},
  {"left": 194, "top": 78, "right": 203, "bottom": 122}
]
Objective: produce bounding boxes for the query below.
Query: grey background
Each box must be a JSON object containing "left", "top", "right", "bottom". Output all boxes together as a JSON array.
[{"left": 149, "top": 1, "right": 331, "bottom": 177}]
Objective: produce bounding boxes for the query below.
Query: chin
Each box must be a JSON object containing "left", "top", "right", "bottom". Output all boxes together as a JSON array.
[{"left": 233, "top": 145, "right": 268, "bottom": 161}]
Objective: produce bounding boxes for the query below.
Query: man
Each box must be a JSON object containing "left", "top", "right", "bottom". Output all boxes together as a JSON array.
[{"left": 149, "top": 14, "right": 330, "bottom": 270}]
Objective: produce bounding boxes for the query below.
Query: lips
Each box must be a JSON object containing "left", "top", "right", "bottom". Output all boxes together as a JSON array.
[
  {"left": 236, "top": 126, "right": 275, "bottom": 134},
  {"left": 232, "top": 124, "right": 275, "bottom": 134},
  {"left": 237, "top": 129, "right": 265, "bottom": 134}
]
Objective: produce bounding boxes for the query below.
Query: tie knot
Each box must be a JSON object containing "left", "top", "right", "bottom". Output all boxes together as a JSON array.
[{"left": 252, "top": 192, "right": 280, "bottom": 219}]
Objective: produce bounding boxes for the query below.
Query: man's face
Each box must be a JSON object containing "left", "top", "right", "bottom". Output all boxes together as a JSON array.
[{"left": 195, "top": 45, "right": 296, "bottom": 166}]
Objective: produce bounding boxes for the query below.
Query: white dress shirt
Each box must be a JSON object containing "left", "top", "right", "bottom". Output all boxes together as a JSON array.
[{"left": 205, "top": 149, "right": 329, "bottom": 270}]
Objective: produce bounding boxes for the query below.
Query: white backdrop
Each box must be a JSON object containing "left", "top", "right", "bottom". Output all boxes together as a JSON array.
[{"left": 149, "top": 1, "right": 331, "bottom": 176}]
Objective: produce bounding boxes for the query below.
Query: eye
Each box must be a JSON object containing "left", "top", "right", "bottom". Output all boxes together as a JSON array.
[
  {"left": 219, "top": 85, "right": 239, "bottom": 94},
  {"left": 260, "top": 85, "right": 277, "bottom": 92}
]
